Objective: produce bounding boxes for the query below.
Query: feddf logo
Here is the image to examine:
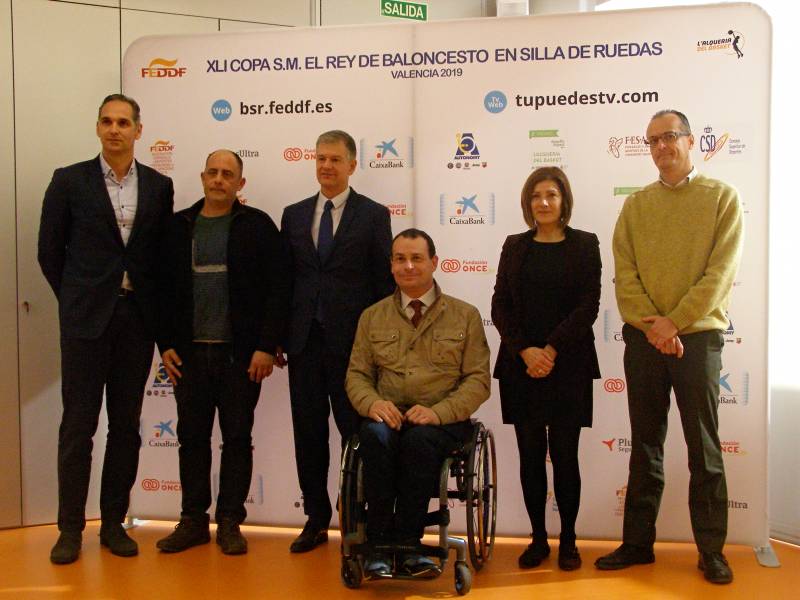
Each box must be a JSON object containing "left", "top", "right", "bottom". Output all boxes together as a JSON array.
[
  {"left": 484, "top": 90, "right": 507, "bottom": 113},
  {"left": 211, "top": 99, "right": 232, "bottom": 121},
  {"left": 149, "top": 140, "right": 175, "bottom": 174},
  {"left": 439, "top": 193, "right": 495, "bottom": 225},
  {"left": 141, "top": 58, "right": 186, "bottom": 78}
]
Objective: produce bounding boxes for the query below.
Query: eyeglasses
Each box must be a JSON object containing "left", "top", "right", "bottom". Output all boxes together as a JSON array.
[{"left": 644, "top": 131, "right": 691, "bottom": 147}]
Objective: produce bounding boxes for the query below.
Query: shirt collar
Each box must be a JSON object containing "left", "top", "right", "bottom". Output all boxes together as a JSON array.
[
  {"left": 318, "top": 186, "right": 350, "bottom": 209},
  {"left": 400, "top": 284, "right": 438, "bottom": 310},
  {"left": 659, "top": 166, "right": 697, "bottom": 189},
  {"left": 99, "top": 154, "right": 136, "bottom": 183}
]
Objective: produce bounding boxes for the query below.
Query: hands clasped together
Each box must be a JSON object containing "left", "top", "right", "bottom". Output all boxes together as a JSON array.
[{"left": 368, "top": 400, "right": 441, "bottom": 429}]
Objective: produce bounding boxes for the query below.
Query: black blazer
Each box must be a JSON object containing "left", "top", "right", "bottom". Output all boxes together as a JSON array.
[
  {"left": 157, "top": 199, "right": 290, "bottom": 361},
  {"left": 280, "top": 188, "right": 394, "bottom": 357},
  {"left": 38, "top": 156, "right": 174, "bottom": 340},
  {"left": 491, "top": 227, "right": 601, "bottom": 424}
]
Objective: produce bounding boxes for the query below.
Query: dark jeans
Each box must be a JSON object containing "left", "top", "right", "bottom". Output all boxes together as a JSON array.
[
  {"left": 58, "top": 296, "right": 153, "bottom": 531},
  {"left": 514, "top": 421, "right": 582, "bottom": 546},
  {"left": 621, "top": 324, "right": 727, "bottom": 553},
  {"left": 288, "top": 321, "right": 360, "bottom": 528},
  {"left": 174, "top": 343, "right": 261, "bottom": 524},
  {"left": 358, "top": 419, "right": 473, "bottom": 543}
]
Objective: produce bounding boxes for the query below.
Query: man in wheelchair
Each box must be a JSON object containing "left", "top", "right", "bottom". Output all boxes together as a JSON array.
[{"left": 345, "top": 228, "right": 490, "bottom": 578}]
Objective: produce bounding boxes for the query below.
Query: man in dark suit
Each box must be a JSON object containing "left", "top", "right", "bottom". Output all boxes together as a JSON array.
[
  {"left": 280, "top": 130, "right": 394, "bottom": 552},
  {"left": 38, "top": 94, "right": 174, "bottom": 564}
]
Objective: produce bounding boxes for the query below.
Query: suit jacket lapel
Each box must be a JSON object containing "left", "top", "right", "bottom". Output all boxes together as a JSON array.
[
  {"left": 128, "top": 160, "right": 149, "bottom": 247},
  {"left": 90, "top": 156, "right": 125, "bottom": 247},
  {"left": 298, "top": 195, "right": 318, "bottom": 263}
]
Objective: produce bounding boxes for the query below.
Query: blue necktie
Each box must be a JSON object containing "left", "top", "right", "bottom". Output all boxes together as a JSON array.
[{"left": 317, "top": 200, "right": 334, "bottom": 263}]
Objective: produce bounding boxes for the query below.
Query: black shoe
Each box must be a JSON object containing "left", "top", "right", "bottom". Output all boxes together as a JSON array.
[
  {"left": 216, "top": 519, "right": 248, "bottom": 555},
  {"left": 401, "top": 554, "right": 441, "bottom": 578},
  {"left": 698, "top": 551, "right": 733, "bottom": 584},
  {"left": 595, "top": 543, "right": 655, "bottom": 570},
  {"left": 518, "top": 541, "right": 551, "bottom": 568},
  {"left": 289, "top": 521, "right": 328, "bottom": 553},
  {"left": 558, "top": 545, "right": 582, "bottom": 571},
  {"left": 99, "top": 522, "right": 138, "bottom": 557},
  {"left": 156, "top": 517, "right": 211, "bottom": 553},
  {"left": 364, "top": 552, "right": 392, "bottom": 578},
  {"left": 50, "top": 531, "right": 82, "bottom": 564}
]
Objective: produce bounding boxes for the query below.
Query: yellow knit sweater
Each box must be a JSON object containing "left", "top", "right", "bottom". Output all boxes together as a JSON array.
[{"left": 613, "top": 173, "right": 743, "bottom": 334}]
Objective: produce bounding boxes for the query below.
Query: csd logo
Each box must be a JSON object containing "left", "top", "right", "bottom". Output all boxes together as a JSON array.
[
  {"left": 604, "top": 378, "right": 625, "bottom": 393},
  {"left": 141, "top": 478, "right": 160, "bottom": 491},
  {"left": 283, "top": 147, "right": 303, "bottom": 161},
  {"left": 440, "top": 259, "right": 461, "bottom": 273}
]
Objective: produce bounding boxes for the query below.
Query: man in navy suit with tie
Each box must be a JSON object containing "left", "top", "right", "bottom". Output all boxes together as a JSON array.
[
  {"left": 38, "top": 94, "right": 174, "bottom": 564},
  {"left": 280, "top": 130, "right": 394, "bottom": 552}
]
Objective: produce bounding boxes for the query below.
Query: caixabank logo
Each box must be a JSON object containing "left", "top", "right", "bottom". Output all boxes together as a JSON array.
[
  {"left": 719, "top": 371, "right": 749, "bottom": 407},
  {"left": 141, "top": 58, "right": 187, "bottom": 78},
  {"left": 359, "top": 137, "right": 413, "bottom": 169},
  {"left": 439, "top": 258, "right": 492, "bottom": 274},
  {"left": 145, "top": 362, "right": 173, "bottom": 397},
  {"left": 213, "top": 474, "right": 264, "bottom": 506},
  {"left": 696, "top": 29, "right": 745, "bottom": 59},
  {"left": 146, "top": 419, "right": 178, "bottom": 448},
  {"left": 603, "top": 309, "right": 624, "bottom": 342},
  {"left": 439, "top": 193, "right": 495, "bottom": 225}
]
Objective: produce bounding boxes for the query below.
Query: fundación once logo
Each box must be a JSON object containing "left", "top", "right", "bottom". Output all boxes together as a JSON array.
[
  {"left": 141, "top": 58, "right": 186, "bottom": 78},
  {"left": 211, "top": 99, "right": 232, "bottom": 121},
  {"left": 484, "top": 90, "right": 507, "bottom": 114}
]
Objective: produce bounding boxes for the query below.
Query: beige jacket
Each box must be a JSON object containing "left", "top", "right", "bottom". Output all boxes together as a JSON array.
[{"left": 346, "top": 284, "right": 491, "bottom": 424}]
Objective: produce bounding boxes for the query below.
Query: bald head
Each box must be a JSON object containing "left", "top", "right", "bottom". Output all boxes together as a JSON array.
[{"left": 206, "top": 149, "right": 243, "bottom": 177}]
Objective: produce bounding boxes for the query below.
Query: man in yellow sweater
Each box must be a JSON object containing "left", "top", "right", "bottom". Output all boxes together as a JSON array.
[{"left": 595, "top": 110, "right": 743, "bottom": 585}]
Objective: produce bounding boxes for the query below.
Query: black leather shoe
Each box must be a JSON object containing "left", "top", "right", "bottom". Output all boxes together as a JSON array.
[
  {"left": 595, "top": 543, "right": 655, "bottom": 570},
  {"left": 50, "top": 531, "right": 82, "bottom": 564},
  {"left": 364, "top": 552, "right": 392, "bottom": 578},
  {"left": 401, "top": 554, "right": 441, "bottom": 578},
  {"left": 558, "top": 545, "right": 582, "bottom": 571},
  {"left": 290, "top": 522, "right": 328, "bottom": 553},
  {"left": 99, "top": 522, "right": 138, "bottom": 557},
  {"left": 518, "top": 541, "right": 551, "bottom": 568},
  {"left": 216, "top": 519, "right": 248, "bottom": 555},
  {"left": 156, "top": 517, "right": 211, "bottom": 553},
  {"left": 698, "top": 552, "right": 733, "bottom": 584}
]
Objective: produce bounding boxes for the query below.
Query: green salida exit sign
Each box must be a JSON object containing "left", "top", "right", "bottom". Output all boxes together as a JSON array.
[{"left": 381, "top": 0, "right": 427, "bottom": 21}]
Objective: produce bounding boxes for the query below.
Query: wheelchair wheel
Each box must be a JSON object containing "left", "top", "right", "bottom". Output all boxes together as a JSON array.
[
  {"left": 466, "top": 426, "right": 497, "bottom": 570},
  {"left": 341, "top": 557, "right": 363, "bottom": 589},
  {"left": 454, "top": 561, "right": 472, "bottom": 595},
  {"left": 338, "top": 436, "right": 360, "bottom": 539}
]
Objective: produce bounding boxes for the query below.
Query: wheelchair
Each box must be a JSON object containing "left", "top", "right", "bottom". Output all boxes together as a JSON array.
[{"left": 338, "top": 420, "right": 497, "bottom": 595}]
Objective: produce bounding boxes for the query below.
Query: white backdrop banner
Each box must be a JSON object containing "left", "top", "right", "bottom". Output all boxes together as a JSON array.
[{"left": 125, "top": 3, "right": 770, "bottom": 546}]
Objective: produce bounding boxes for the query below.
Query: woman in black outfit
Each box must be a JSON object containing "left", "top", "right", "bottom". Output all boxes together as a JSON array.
[{"left": 491, "top": 166, "right": 601, "bottom": 571}]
